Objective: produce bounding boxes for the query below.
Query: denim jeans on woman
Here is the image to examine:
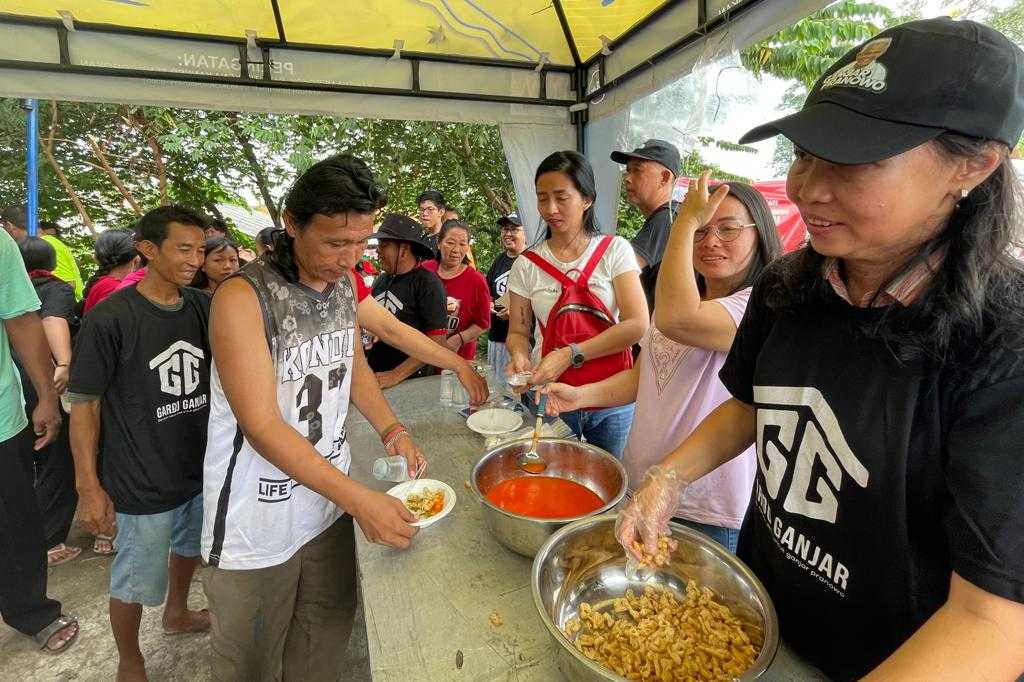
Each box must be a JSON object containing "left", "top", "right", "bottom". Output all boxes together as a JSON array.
[{"left": 522, "top": 391, "right": 634, "bottom": 459}]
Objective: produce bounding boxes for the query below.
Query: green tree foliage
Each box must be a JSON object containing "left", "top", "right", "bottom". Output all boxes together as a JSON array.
[
  {"left": 740, "top": 1, "right": 900, "bottom": 176},
  {"left": 741, "top": 1, "right": 895, "bottom": 89},
  {"left": 989, "top": 0, "right": 1024, "bottom": 43},
  {"left": 0, "top": 100, "right": 517, "bottom": 273}
]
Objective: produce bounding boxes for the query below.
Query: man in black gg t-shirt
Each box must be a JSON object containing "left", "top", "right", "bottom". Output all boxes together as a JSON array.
[{"left": 69, "top": 206, "right": 212, "bottom": 681}]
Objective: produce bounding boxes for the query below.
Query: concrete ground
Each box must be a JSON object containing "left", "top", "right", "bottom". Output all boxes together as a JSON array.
[{"left": 0, "top": 524, "right": 371, "bottom": 682}]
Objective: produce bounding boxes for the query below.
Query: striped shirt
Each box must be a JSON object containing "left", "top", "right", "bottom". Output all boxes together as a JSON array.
[{"left": 823, "top": 246, "right": 946, "bottom": 308}]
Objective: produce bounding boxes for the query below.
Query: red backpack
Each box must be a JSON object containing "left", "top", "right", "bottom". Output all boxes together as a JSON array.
[{"left": 522, "top": 235, "right": 633, "bottom": 387}]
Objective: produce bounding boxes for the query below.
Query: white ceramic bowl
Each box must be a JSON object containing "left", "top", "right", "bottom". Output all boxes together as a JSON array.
[{"left": 466, "top": 408, "right": 523, "bottom": 435}]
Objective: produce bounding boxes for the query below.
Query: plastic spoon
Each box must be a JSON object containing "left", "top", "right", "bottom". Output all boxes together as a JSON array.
[{"left": 518, "top": 391, "right": 548, "bottom": 474}]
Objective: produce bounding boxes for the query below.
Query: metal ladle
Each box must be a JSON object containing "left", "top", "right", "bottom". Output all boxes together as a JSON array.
[{"left": 518, "top": 391, "right": 548, "bottom": 474}]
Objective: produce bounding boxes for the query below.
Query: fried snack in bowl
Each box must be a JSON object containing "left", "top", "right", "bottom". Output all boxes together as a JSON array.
[{"left": 532, "top": 514, "right": 777, "bottom": 682}]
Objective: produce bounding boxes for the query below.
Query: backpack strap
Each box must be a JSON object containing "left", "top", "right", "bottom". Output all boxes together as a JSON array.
[
  {"left": 578, "top": 235, "right": 615, "bottom": 284},
  {"left": 522, "top": 249, "right": 575, "bottom": 287}
]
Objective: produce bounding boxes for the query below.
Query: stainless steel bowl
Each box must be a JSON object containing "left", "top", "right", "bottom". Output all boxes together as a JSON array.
[
  {"left": 471, "top": 438, "right": 627, "bottom": 557},
  {"left": 532, "top": 514, "right": 779, "bottom": 681}
]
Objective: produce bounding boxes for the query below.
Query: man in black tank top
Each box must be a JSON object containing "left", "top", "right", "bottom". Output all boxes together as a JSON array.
[{"left": 202, "top": 156, "right": 426, "bottom": 680}]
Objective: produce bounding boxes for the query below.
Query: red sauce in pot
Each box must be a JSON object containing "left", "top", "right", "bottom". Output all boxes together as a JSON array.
[{"left": 485, "top": 476, "right": 605, "bottom": 518}]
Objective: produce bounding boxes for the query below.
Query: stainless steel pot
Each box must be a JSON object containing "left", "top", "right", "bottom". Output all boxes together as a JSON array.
[
  {"left": 532, "top": 514, "right": 779, "bottom": 681},
  {"left": 471, "top": 438, "right": 627, "bottom": 558}
]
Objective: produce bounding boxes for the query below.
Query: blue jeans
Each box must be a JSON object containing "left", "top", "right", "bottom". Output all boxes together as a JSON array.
[
  {"left": 521, "top": 393, "right": 634, "bottom": 459},
  {"left": 675, "top": 518, "right": 740, "bottom": 553},
  {"left": 559, "top": 404, "right": 635, "bottom": 459}
]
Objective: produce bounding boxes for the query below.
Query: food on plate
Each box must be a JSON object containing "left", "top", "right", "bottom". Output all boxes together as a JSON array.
[
  {"left": 485, "top": 476, "right": 604, "bottom": 519},
  {"left": 404, "top": 488, "right": 446, "bottom": 519},
  {"left": 564, "top": 583, "right": 759, "bottom": 681}
]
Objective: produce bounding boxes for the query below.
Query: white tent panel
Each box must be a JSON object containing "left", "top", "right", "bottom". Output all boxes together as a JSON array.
[
  {"left": 588, "top": 0, "right": 831, "bottom": 122},
  {"left": 499, "top": 122, "right": 576, "bottom": 244},
  {"left": 0, "top": 67, "right": 572, "bottom": 126},
  {"left": 585, "top": 109, "right": 632, "bottom": 234},
  {"left": 0, "top": 22, "right": 59, "bottom": 62}
]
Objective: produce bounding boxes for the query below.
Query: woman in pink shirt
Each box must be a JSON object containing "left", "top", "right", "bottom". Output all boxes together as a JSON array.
[{"left": 543, "top": 175, "right": 780, "bottom": 551}]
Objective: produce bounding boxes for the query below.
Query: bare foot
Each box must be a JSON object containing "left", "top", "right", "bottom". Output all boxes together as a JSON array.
[
  {"left": 116, "top": 656, "right": 148, "bottom": 682},
  {"left": 162, "top": 608, "right": 210, "bottom": 635}
]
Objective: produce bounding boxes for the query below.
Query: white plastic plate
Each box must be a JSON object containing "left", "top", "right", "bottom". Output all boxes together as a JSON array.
[
  {"left": 386, "top": 479, "right": 457, "bottom": 528},
  {"left": 466, "top": 408, "right": 524, "bottom": 435}
]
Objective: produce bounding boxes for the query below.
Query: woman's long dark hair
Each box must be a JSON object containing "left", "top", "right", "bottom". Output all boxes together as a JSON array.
[
  {"left": 81, "top": 228, "right": 136, "bottom": 304},
  {"left": 765, "top": 133, "right": 1024, "bottom": 363},
  {"left": 271, "top": 154, "right": 387, "bottom": 282},
  {"left": 534, "top": 150, "right": 600, "bottom": 243},
  {"left": 700, "top": 181, "right": 783, "bottom": 296}
]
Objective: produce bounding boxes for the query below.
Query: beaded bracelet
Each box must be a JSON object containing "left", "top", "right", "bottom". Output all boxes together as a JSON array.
[
  {"left": 379, "top": 421, "right": 403, "bottom": 444},
  {"left": 383, "top": 429, "right": 410, "bottom": 451}
]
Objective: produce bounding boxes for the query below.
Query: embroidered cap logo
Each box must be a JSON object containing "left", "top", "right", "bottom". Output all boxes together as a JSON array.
[{"left": 821, "top": 37, "right": 893, "bottom": 93}]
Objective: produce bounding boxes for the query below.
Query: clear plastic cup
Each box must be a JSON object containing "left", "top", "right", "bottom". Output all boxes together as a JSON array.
[
  {"left": 439, "top": 369, "right": 455, "bottom": 406},
  {"left": 371, "top": 455, "right": 410, "bottom": 482},
  {"left": 451, "top": 378, "right": 470, "bottom": 408}
]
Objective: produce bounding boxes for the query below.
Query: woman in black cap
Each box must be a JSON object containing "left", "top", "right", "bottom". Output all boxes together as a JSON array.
[
  {"left": 618, "top": 17, "right": 1024, "bottom": 680},
  {"left": 366, "top": 213, "right": 450, "bottom": 388}
]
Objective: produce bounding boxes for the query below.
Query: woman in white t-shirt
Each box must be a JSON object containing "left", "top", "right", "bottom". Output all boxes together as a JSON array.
[
  {"left": 541, "top": 174, "right": 781, "bottom": 551},
  {"left": 506, "top": 150, "right": 648, "bottom": 457}
]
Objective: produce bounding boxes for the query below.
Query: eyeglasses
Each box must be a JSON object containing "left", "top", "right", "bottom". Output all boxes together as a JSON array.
[
  {"left": 694, "top": 220, "right": 756, "bottom": 243},
  {"left": 418, "top": 206, "right": 439, "bottom": 215},
  {"left": 500, "top": 225, "right": 521, "bottom": 233}
]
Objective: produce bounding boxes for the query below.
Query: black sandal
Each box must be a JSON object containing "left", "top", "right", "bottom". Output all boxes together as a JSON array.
[{"left": 33, "top": 614, "right": 79, "bottom": 655}]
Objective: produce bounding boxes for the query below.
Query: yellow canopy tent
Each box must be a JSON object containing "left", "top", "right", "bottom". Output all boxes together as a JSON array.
[{"left": 0, "top": 0, "right": 827, "bottom": 232}]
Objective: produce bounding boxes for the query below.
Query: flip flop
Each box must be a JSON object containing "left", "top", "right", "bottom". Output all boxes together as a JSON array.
[
  {"left": 93, "top": 534, "right": 116, "bottom": 556},
  {"left": 47, "top": 544, "right": 82, "bottom": 567},
  {"left": 33, "top": 614, "right": 79, "bottom": 655},
  {"left": 162, "top": 609, "right": 211, "bottom": 636}
]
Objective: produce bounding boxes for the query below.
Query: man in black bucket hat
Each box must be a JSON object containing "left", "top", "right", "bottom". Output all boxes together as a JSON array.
[{"left": 365, "top": 214, "right": 449, "bottom": 385}]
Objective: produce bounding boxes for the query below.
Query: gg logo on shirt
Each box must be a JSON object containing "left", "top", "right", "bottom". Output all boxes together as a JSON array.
[
  {"left": 149, "top": 340, "right": 204, "bottom": 397},
  {"left": 751, "top": 386, "right": 869, "bottom": 595}
]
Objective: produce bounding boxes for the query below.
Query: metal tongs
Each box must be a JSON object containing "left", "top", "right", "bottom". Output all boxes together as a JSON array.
[{"left": 517, "top": 390, "right": 548, "bottom": 474}]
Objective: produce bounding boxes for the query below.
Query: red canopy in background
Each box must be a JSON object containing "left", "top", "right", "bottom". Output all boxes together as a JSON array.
[{"left": 673, "top": 178, "right": 807, "bottom": 253}]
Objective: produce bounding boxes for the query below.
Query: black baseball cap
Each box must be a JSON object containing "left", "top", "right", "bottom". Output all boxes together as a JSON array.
[
  {"left": 375, "top": 213, "right": 436, "bottom": 261},
  {"left": 740, "top": 17, "right": 1024, "bottom": 164},
  {"left": 611, "top": 139, "right": 680, "bottom": 176},
  {"left": 497, "top": 213, "right": 522, "bottom": 228}
]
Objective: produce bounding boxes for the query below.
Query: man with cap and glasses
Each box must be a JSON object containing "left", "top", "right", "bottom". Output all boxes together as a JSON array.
[
  {"left": 611, "top": 139, "right": 681, "bottom": 311},
  {"left": 485, "top": 213, "right": 528, "bottom": 382},
  {"left": 366, "top": 213, "right": 450, "bottom": 388}
]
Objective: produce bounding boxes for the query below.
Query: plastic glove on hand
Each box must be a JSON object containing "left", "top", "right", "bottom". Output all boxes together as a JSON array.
[{"left": 615, "top": 465, "right": 687, "bottom": 567}]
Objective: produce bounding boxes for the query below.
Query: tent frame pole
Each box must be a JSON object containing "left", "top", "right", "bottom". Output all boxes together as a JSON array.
[{"left": 22, "top": 98, "right": 39, "bottom": 237}]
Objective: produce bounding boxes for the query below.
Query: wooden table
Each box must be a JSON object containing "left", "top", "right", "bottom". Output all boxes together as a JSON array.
[{"left": 348, "top": 376, "right": 828, "bottom": 681}]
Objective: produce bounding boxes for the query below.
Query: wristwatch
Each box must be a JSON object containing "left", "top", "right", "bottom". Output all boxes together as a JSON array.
[{"left": 568, "top": 343, "right": 585, "bottom": 369}]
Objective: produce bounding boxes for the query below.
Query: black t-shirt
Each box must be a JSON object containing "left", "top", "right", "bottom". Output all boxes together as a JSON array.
[
  {"left": 366, "top": 266, "right": 448, "bottom": 372},
  {"left": 719, "top": 260, "right": 1024, "bottom": 680},
  {"left": 631, "top": 201, "right": 678, "bottom": 312},
  {"left": 32, "top": 277, "right": 76, "bottom": 322},
  {"left": 485, "top": 252, "right": 517, "bottom": 343},
  {"left": 69, "top": 287, "right": 211, "bottom": 515},
  {"left": 421, "top": 231, "right": 440, "bottom": 261}
]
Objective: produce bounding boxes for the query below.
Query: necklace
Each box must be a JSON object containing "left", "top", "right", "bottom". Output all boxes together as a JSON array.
[{"left": 550, "top": 230, "right": 590, "bottom": 262}]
